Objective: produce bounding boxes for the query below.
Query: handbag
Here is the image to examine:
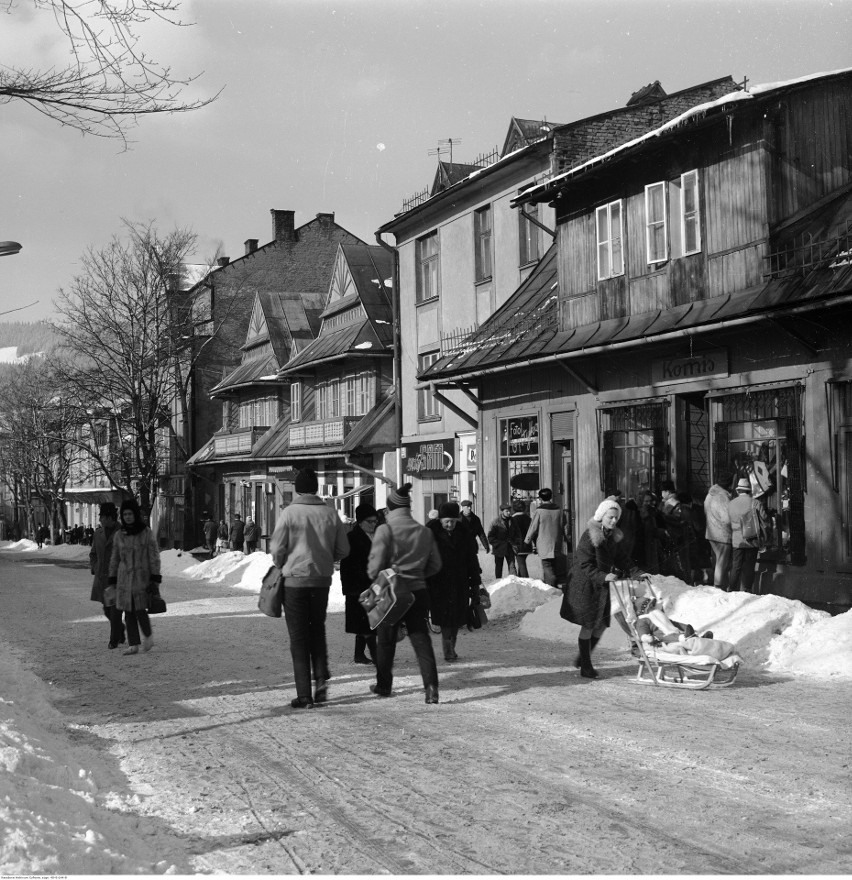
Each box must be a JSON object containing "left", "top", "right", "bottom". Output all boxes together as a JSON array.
[
  {"left": 258, "top": 564, "right": 283, "bottom": 618},
  {"left": 359, "top": 568, "right": 414, "bottom": 629},
  {"left": 466, "top": 603, "right": 487, "bottom": 631},
  {"left": 147, "top": 583, "right": 167, "bottom": 615}
]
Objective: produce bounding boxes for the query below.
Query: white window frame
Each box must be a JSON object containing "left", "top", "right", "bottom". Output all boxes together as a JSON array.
[
  {"left": 290, "top": 382, "right": 302, "bottom": 423},
  {"left": 596, "top": 200, "right": 624, "bottom": 281},
  {"left": 680, "top": 170, "right": 701, "bottom": 256},
  {"left": 519, "top": 203, "right": 540, "bottom": 266},
  {"left": 645, "top": 182, "right": 668, "bottom": 265},
  {"left": 474, "top": 205, "right": 493, "bottom": 282},
  {"left": 417, "top": 352, "right": 441, "bottom": 421},
  {"left": 416, "top": 232, "right": 439, "bottom": 303}
]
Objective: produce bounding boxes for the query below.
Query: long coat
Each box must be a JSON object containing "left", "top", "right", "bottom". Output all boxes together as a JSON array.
[
  {"left": 89, "top": 523, "right": 119, "bottom": 604},
  {"left": 427, "top": 521, "right": 481, "bottom": 628},
  {"left": 564, "top": 518, "right": 640, "bottom": 629},
  {"left": 108, "top": 526, "right": 162, "bottom": 612},
  {"left": 340, "top": 523, "right": 374, "bottom": 634},
  {"left": 487, "top": 514, "right": 514, "bottom": 557}
]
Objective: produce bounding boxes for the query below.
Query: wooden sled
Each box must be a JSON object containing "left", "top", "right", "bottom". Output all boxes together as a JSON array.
[{"left": 611, "top": 579, "right": 741, "bottom": 691}]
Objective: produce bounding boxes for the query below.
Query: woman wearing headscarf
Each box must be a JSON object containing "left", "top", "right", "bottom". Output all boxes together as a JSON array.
[
  {"left": 108, "top": 498, "right": 162, "bottom": 656},
  {"left": 427, "top": 501, "right": 481, "bottom": 662},
  {"left": 564, "top": 497, "right": 644, "bottom": 679},
  {"left": 340, "top": 503, "right": 380, "bottom": 665}
]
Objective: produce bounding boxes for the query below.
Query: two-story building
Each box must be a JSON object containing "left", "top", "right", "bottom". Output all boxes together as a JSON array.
[
  {"left": 423, "top": 68, "right": 852, "bottom": 612},
  {"left": 378, "top": 77, "right": 736, "bottom": 524}
]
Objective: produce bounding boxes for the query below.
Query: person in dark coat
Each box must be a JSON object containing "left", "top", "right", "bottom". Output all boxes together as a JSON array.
[
  {"left": 564, "top": 498, "right": 644, "bottom": 679},
  {"left": 202, "top": 514, "right": 218, "bottom": 555},
  {"left": 427, "top": 502, "right": 482, "bottom": 662},
  {"left": 509, "top": 499, "right": 533, "bottom": 579},
  {"left": 460, "top": 500, "right": 489, "bottom": 552},
  {"left": 243, "top": 517, "right": 260, "bottom": 553},
  {"left": 487, "top": 503, "right": 517, "bottom": 579},
  {"left": 229, "top": 514, "right": 245, "bottom": 552},
  {"left": 89, "top": 502, "right": 124, "bottom": 649},
  {"left": 340, "top": 503, "right": 380, "bottom": 665},
  {"left": 216, "top": 519, "right": 229, "bottom": 554}
]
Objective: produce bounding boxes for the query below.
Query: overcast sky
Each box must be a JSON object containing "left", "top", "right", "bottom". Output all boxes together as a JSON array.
[{"left": 1, "top": 0, "right": 850, "bottom": 324}]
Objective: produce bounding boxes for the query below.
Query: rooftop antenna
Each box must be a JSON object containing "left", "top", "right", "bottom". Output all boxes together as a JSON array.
[
  {"left": 428, "top": 137, "right": 461, "bottom": 165},
  {"left": 740, "top": 75, "right": 749, "bottom": 93}
]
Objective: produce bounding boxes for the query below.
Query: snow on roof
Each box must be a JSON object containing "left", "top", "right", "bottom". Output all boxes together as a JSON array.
[{"left": 519, "top": 66, "right": 852, "bottom": 203}]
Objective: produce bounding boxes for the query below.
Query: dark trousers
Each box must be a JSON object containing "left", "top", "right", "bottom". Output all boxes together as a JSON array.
[
  {"left": 124, "top": 600, "right": 151, "bottom": 647},
  {"left": 376, "top": 590, "right": 438, "bottom": 693},
  {"left": 515, "top": 553, "right": 529, "bottom": 579},
  {"left": 729, "top": 546, "right": 759, "bottom": 592},
  {"left": 103, "top": 605, "right": 125, "bottom": 645},
  {"left": 540, "top": 558, "right": 558, "bottom": 588},
  {"left": 283, "top": 586, "right": 330, "bottom": 700},
  {"left": 494, "top": 551, "right": 516, "bottom": 579}
]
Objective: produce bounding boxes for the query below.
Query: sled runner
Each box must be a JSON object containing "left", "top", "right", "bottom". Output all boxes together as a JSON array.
[{"left": 611, "top": 579, "right": 741, "bottom": 691}]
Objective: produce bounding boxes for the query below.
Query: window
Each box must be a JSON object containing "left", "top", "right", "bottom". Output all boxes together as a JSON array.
[
  {"left": 316, "top": 373, "right": 374, "bottom": 419},
  {"left": 601, "top": 403, "right": 670, "bottom": 498},
  {"left": 596, "top": 200, "right": 624, "bottom": 280},
  {"left": 680, "top": 170, "right": 701, "bottom": 255},
  {"left": 519, "top": 203, "right": 540, "bottom": 266},
  {"left": 316, "top": 379, "right": 341, "bottom": 420},
  {"left": 416, "top": 232, "right": 439, "bottom": 303},
  {"left": 499, "top": 416, "right": 540, "bottom": 504},
  {"left": 645, "top": 182, "right": 667, "bottom": 265},
  {"left": 417, "top": 352, "right": 441, "bottom": 420},
  {"left": 291, "top": 382, "right": 302, "bottom": 423},
  {"left": 474, "top": 205, "right": 493, "bottom": 282}
]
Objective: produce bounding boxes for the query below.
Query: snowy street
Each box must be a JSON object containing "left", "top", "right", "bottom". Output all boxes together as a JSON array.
[{"left": 2, "top": 546, "right": 852, "bottom": 874}]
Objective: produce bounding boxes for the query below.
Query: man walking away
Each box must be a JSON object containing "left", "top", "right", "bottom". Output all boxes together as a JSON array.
[
  {"left": 202, "top": 513, "right": 217, "bottom": 555},
  {"left": 367, "top": 483, "right": 443, "bottom": 704},
  {"left": 229, "top": 513, "right": 245, "bottom": 552},
  {"left": 460, "top": 500, "right": 489, "bottom": 552},
  {"left": 704, "top": 471, "right": 733, "bottom": 589},
  {"left": 525, "top": 488, "right": 568, "bottom": 589},
  {"left": 244, "top": 517, "right": 260, "bottom": 553},
  {"left": 270, "top": 468, "right": 350, "bottom": 709}
]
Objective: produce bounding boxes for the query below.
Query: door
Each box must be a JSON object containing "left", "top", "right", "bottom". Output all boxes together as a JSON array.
[{"left": 552, "top": 439, "right": 574, "bottom": 552}]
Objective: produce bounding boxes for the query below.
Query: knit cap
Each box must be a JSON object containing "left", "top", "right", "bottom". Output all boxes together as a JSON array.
[
  {"left": 593, "top": 498, "right": 622, "bottom": 522},
  {"left": 387, "top": 483, "right": 412, "bottom": 509},
  {"left": 294, "top": 468, "right": 319, "bottom": 494}
]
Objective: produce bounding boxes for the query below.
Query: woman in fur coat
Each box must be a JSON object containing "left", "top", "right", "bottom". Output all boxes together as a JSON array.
[
  {"left": 564, "top": 497, "right": 644, "bottom": 679},
  {"left": 108, "top": 498, "right": 162, "bottom": 656}
]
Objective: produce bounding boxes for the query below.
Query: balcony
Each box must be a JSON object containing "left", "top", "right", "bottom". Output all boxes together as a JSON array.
[
  {"left": 289, "top": 417, "right": 361, "bottom": 449},
  {"left": 212, "top": 426, "right": 267, "bottom": 457}
]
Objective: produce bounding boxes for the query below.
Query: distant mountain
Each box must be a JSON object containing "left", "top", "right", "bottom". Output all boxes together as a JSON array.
[{"left": 0, "top": 321, "right": 57, "bottom": 357}]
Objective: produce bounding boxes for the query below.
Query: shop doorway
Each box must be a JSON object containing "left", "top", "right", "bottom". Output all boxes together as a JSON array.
[
  {"left": 552, "top": 440, "right": 574, "bottom": 551},
  {"left": 679, "top": 391, "right": 710, "bottom": 500}
]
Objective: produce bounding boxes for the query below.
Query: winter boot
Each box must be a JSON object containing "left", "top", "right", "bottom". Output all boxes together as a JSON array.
[
  {"left": 353, "top": 634, "right": 371, "bottom": 664},
  {"left": 578, "top": 638, "right": 599, "bottom": 679}
]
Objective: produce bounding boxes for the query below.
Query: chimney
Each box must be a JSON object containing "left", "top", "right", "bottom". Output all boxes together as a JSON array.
[
  {"left": 217, "top": 256, "right": 230, "bottom": 268},
  {"left": 271, "top": 209, "right": 296, "bottom": 242},
  {"left": 316, "top": 212, "right": 335, "bottom": 225},
  {"left": 244, "top": 239, "right": 259, "bottom": 255}
]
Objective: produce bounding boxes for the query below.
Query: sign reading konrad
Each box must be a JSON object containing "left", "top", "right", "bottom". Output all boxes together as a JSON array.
[
  {"left": 402, "top": 439, "right": 454, "bottom": 478},
  {"left": 652, "top": 349, "right": 728, "bottom": 385}
]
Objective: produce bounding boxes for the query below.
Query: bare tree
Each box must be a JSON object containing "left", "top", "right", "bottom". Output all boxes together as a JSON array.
[
  {"left": 52, "top": 220, "right": 200, "bottom": 515},
  {"left": 0, "top": 0, "right": 218, "bottom": 144}
]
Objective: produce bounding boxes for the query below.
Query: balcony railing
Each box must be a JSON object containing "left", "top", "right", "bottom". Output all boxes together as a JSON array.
[
  {"left": 763, "top": 220, "right": 852, "bottom": 280},
  {"left": 289, "top": 417, "right": 361, "bottom": 449},
  {"left": 212, "top": 426, "right": 266, "bottom": 457}
]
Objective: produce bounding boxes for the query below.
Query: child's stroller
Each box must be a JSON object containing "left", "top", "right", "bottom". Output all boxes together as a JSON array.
[{"left": 611, "top": 579, "right": 741, "bottom": 690}]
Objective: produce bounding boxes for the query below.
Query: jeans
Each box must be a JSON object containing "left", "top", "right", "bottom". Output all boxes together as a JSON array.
[
  {"left": 494, "top": 551, "right": 516, "bottom": 579},
  {"left": 124, "top": 600, "right": 151, "bottom": 647},
  {"left": 375, "top": 590, "right": 438, "bottom": 693},
  {"left": 708, "top": 539, "right": 732, "bottom": 589},
  {"left": 283, "top": 586, "right": 330, "bottom": 700},
  {"left": 729, "top": 546, "right": 759, "bottom": 592}
]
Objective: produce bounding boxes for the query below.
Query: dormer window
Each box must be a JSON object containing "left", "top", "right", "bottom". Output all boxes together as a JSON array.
[{"left": 596, "top": 200, "right": 624, "bottom": 280}]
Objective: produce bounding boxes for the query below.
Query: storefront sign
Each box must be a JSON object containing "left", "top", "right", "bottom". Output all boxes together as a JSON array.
[
  {"left": 505, "top": 416, "right": 539, "bottom": 455},
  {"left": 402, "top": 439, "right": 455, "bottom": 478},
  {"left": 652, "top": 349, "right": 728, "bottom": 385}
]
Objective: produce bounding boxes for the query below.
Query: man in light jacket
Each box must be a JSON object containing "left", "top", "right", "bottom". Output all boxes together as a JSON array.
[
  {"left": 704, "top": 470, "right": 733, "bottom": 590},
  {"left": 367, "top": 482, "right": 443, "bottom": 703},
  {"left": 525, "top": 488, "right": 568, "bottom": 588},
  {"left": 270, "top": 468, "right": 350, "bottom": 709}
]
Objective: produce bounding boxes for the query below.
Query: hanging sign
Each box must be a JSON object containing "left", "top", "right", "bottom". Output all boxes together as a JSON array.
[
  {"left": 652, "top": 349, "right": 728, "bottom": 385},
  {"left": 402, "top": 439, "right": 455, "bottom": 478}
]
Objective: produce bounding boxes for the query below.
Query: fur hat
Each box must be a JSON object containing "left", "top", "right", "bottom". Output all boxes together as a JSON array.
[
  {"left": 387, "top": 483, "right": 412, "bottom": 509},
  {"left": 500, "top": 501, "right": 512, "bottom": 511},
  {"left": 593, "top": 498, "right": 622, "bottom": 522},
  {"left": 736, "top": 477, "right": 752, "bottom": 493},
  {"left": 294, "top": 468, "right": 318, "bottom": 495},
  {"left": 438, "top": 501, "right": 460, "bottom": 519},
  {"left": 355, "top": 503, "right": 378, "bottom": 523},
  {"left": 99, "top": 502, "right": 118, "bottom": 519}
]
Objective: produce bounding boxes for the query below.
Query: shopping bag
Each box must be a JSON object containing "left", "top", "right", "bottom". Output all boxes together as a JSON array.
[
  {"left": 359, "top": 568, "right": 414, "bottom": 629},
  {"left": 147, "top": 583, "right": 167, "bottom": 614},
  {"left": 258, "top": 564, "right": 283, "bottom": 618}
]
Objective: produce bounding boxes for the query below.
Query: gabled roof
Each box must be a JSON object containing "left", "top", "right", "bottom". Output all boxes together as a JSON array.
[
  {"left": 278, "top": 244, "right": 394, "bottom": 376},
  {"left": 502, "top": 117, "right": 566, "bottom": 156},
  {"left": 432, "top": 161, "right": 483, "bottom": 195},
  {"left": 210, "top": 290, "right": 325, "bottom": 395},
  {"left": 626, "top": 81, "right": 667, "bottom": 106}
]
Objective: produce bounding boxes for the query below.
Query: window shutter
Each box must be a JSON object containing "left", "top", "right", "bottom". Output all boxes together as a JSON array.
[
  {"left": 602, "top": 430, "right": 616, "bottom": 495},
  {"left": 784, "top": 420, "right": 807, "bottom": 566}
]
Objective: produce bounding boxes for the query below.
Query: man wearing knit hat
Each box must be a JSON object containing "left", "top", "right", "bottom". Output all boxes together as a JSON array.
[
  {"left": 270, "top": 467, "right": 350, "bottom": 709},
  {"left": 367, "top": 482, "right": 443, "bottom": 703},
  {"left": 728, "top": 476, "right": 769, "bottom": 593},
  {"left": 525, "top": 488, "right": 568, "bottom": 588}
]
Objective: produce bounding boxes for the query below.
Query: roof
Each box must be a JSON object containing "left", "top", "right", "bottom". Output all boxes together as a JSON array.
[
  {"left": 432, "top": 161, "right": 483, "bottom": 194},
  {"left": 519, "top": 67, "right": 852, "bottom": 206},
  {"left": 422, "top": 190, "right": 852, "bottom": 384},
  {"left": 277, "top": 320, "right": 390, "bottom": 376}
]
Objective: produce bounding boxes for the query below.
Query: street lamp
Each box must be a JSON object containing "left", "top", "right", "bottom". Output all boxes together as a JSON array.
[{"left": 0, "top": 241, "right": 22, "bottom": 257}]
